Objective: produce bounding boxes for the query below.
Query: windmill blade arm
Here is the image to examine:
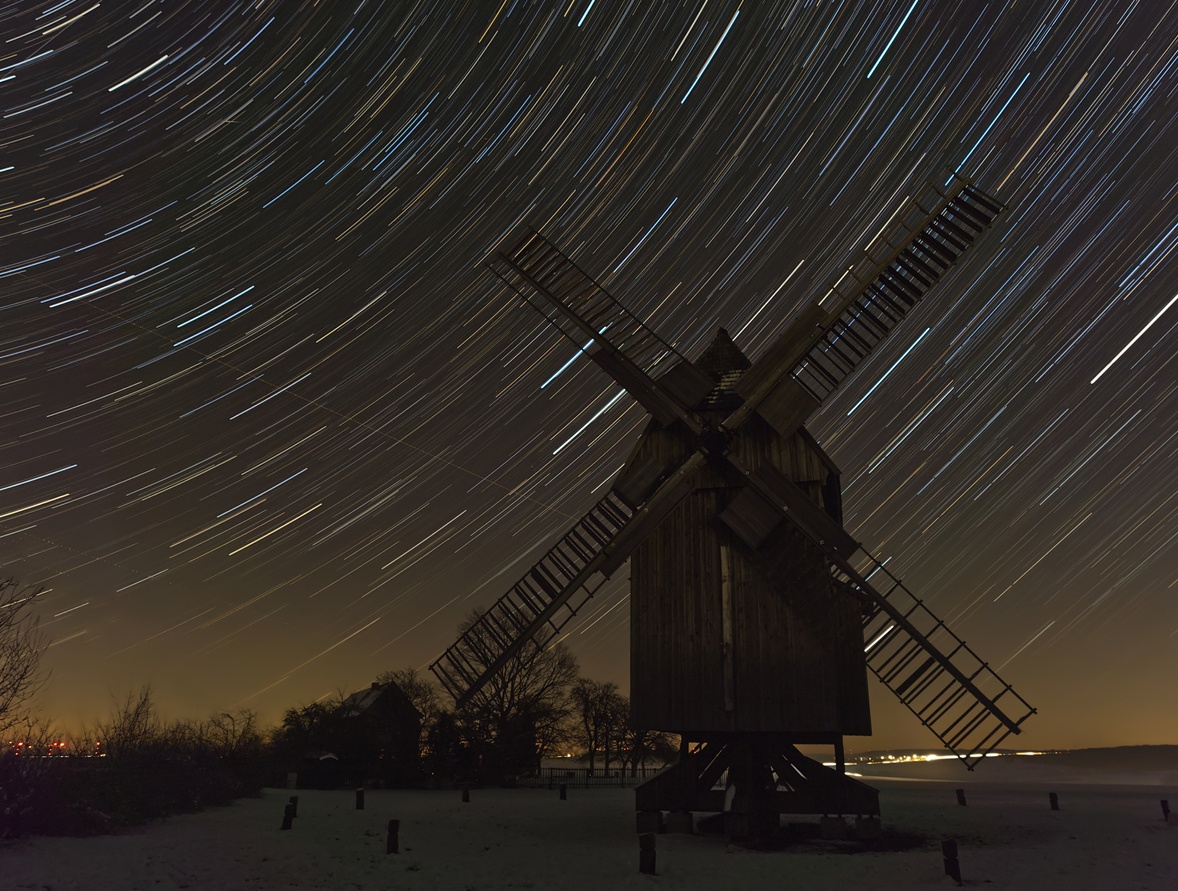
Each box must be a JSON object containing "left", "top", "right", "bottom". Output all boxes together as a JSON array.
[
  {"left": 430, "top": 489, "right": 633, "bottom": 708},
  {"left": 488, "top": 230, "right": 713, "bottom": 427},
  {"left": 732, "top": 176, "right": 1005, "bottom": 437},
  {"left": 721, "top": 455, "right": 1035, "bottom": 767},
  {"left": 730, "top": 304, "right": 826, "bottom": 420},
  {"left": 430, "top": 451, "right": 707, "bottom": 708},
  {"left": 721, "top": 463, "right": 859, "bottom": 560}
]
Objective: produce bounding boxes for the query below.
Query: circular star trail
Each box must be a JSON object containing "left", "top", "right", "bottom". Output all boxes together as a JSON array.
[{"left": 3, "top": 1, "right": 1175, "bottom": 748}]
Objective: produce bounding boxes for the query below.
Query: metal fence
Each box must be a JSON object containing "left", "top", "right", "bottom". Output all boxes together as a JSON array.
[{"left": 520, "top": 765, "right": 664, "bottom": 788}]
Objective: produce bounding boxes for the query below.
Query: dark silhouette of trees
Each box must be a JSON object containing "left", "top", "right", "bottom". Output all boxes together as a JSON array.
[
  {"left": 0, "top": 578, "right": 46, "bottom": 740},
  {"left": 269, "top": 682, "right": 421, "bottom": 788},
  {"left": 96, "top": 686, "right": 162, "bottom": 761},
  {"left": 570, "top": 680, "right": 677, "bottom": 774},
  {"left": 570, "top": 679, "right": 628, "bottom": 772},
  {"left": 619, "top": 724, "right": 679, "bottom": 775},
  {"left": 449, "top": 609, "right": 578, "bottom": 780}
]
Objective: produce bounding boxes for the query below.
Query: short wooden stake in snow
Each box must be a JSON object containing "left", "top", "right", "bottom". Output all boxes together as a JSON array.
[
  {"left": 462, "top": 787, "right": 470, "bottom": 803},
  {"left": 559, "top": 784, "right": 567, "bottom": 800},
  {"left": 941, "top": 838, "right": 962, "bottom": 885},
  {"left": 386, "top": 819, "right": 400, "bottom": 854},
  {"left": 955, "top": 788, "right": 967, "bottom": 806},
  {"left": 638, "top": 832, "right": 656, "bottom": 875},
  {"left": 355, "top": 788, "right": 365, "bottom": 810},
  {"left": 289, "top": 795, "right": 298, "bottom": 818},
  {"left": 280, "top": 803, "right": 294, "bottom": 831},
  {"left": 1049, "top": 791, "right": 1059, "bottom": 811},
  {"left": 1162, "top": 800, "right": 1171, "bottom": 821}
]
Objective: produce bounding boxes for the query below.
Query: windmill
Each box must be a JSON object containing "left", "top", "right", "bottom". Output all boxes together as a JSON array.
[{"left": 430, "top": 172, "right": 1035, "bottom": 835}]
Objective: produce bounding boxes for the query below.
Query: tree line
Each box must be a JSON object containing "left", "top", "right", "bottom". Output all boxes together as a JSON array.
[
  {"left": 273, "top": 608, "right": 677, "bottom": 785},
  {"left": 1, "top": 586, "right": 676, "bottom": 837}
]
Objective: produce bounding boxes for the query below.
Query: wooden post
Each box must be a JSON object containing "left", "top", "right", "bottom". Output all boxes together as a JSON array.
[
  {"left": 289, "top": 794, "right": 298, "bottom": 818},
  {"left": 941, "top": 838, "right": 961, "bottom": 885},
  {"left": 1049, "top": 792, "right": 1059, "bottom": 811},
  {"left": 1162, "top": 800, "right": 1170, "bottom": 821},
  {"left": 638, "top": 832, "right": 656, "bottom": 875},
  {"left": 720, "top": 544, "right": 735, "bottom": 713},
  {"left": 280, "top": 803, "right": 294, "bottom": 831},
  {"left": 355, "top": 788, "right": 365, "bottom": 810},
  {"left": 559, "top": 784, "right": 567, "bottom": 800},
  {"left": 955, "top": 788, "right": 967, "bottom": 806},
  {"left": 462, "top": 787, "right": 470, "bottom": 803},
  {"left": 386, "top": 819, "right": 400, "bottom": 854}
]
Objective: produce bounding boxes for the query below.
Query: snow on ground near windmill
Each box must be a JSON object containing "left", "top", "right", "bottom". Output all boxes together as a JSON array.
[{"left": 4, "top": 765, "right": 1176, "bottom": 890}]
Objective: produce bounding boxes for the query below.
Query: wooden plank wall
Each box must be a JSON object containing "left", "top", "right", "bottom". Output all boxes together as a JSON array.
[{"left": 629, "top": 416, "right": 870, "bottom": 735}]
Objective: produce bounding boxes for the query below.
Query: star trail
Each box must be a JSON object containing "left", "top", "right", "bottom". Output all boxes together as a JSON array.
[{"left": 3, "top": 1, "right": 1176, "bottom": 749}]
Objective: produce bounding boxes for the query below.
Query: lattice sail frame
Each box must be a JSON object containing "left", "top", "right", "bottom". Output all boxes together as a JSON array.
[
  {"left": 791, "top": 178, "right": 1003, "bottom": 401},
  {"left": 847, "top": 550, "right": 1036, "bottom": 765}
]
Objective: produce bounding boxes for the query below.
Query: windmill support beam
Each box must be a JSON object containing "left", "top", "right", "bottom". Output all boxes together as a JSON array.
[{"left": 635, "top": 733, "right": 880, "bottom": 837}]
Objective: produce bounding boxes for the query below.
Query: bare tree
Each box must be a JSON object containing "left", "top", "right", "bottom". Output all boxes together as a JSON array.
[
  {"left": 571, "top": 679, "right": 621, "bottom": 772},
  {"left": 0, "top": 578, "right": 47, "bottom": 739},
  {"left": 97, "top": 685, "right": 162, "bottom": 760},
  {"left": 0, "top": 714, "right": 60, "bottom": 839},
  {"left": 620, "top": 724, "right": 679, "bottom": 775},
  {"left": 600, "top": 689, "right": 630, "bottom": 772},
  {"left": 570, "top": 679, "right": 677, "bottom": 775},
  {"left": 202, "top": 710, "right": 264, "bottom": 759},
  {"left": 451, "top": 609, "right": 578, "bottom": 776}
]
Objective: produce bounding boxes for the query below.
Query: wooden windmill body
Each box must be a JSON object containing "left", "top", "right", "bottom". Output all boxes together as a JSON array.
[
  {"left": 626, "top": 331, "right": 869, "bottom": 737},
  {"left": 431, "top": 173, "right": 1036, "bottom": 834},
  {"left": 622, "top": 331, "right": 878, "bottom": 827}
]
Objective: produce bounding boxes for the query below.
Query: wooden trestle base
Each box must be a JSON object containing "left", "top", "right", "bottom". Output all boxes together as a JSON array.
[{"left": 635, "top": 734, "right": 880, "bottom": 838}]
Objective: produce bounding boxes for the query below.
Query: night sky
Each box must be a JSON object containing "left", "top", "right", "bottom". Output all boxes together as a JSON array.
[{"left": 4, "top": 2, "right": 1176, "bottom": 751}]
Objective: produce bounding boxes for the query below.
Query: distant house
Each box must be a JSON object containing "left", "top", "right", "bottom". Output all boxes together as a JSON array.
[
  {"left": 336, "top": 681, "right": 423, "bottom": 787},
  {"left": 280, "top": 681, "right": 423, "bottom": 789}
]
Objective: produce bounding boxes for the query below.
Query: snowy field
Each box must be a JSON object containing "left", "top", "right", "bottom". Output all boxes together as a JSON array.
[{"left": 4, "top": 765, "right": 1175, "bottom": 889}]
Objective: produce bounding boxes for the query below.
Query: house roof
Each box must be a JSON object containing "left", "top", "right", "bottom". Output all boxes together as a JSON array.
[{"left": 339, "top": 681, "right": 421, "bottom": 719}]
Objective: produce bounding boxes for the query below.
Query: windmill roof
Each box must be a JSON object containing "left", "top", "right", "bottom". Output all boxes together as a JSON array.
[
  {"left": 694, "top": 327, "right": 751, "bottom": 380},
  {"left": 694, "top": 328, "right": 750, "bottom": 409}
]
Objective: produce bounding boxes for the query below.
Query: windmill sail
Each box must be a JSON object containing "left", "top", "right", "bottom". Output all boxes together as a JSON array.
[
  {"left": 848, "top": 552, "right": 1035, "bottom": 766},
  {"left": 488, "top": 230, "right": 714, "bottom": 426},
  {"left": 708, "top": 174, "right": 1029, "bottom": 764},
  {"left": 791, "top": 181, "right": 1002, "bottom": 402},
  {"left": 429, "top": 490, "right": 633, "bottom": 705},
  {"left": 435, "top": 233, "right": 720, "bottom": 707},
  {"left": 433, "top": 232, "right": 722, "bottom": 706},
  {"left": 734, "top": 175, "right": 1003, "bottom": 438}
]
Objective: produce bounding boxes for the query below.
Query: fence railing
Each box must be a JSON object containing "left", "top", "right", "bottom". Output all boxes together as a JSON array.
[{"left": 519, "top": 765, "right": 664, "bottom": 788}]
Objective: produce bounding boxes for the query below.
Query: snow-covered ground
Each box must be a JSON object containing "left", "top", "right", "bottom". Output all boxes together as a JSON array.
[{"left": 4, "top": 765, "right": 1175, "bottom": 889}]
